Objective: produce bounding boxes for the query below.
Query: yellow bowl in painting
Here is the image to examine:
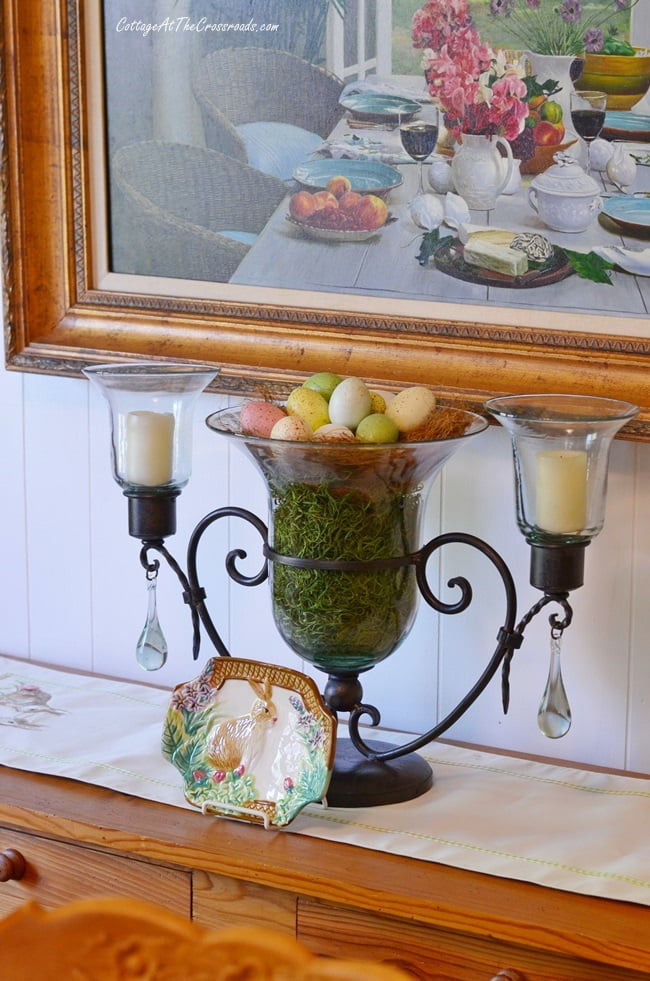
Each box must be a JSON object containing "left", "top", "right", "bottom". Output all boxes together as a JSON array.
[{"left": 578, "top": 48, "right": 650, "bottom": 110}]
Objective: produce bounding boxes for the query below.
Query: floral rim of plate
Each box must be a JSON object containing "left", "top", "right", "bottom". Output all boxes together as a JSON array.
[
  {"left": 286, "top": 214, "right": 388, "bottom": 242},
  {"left": 163, "top": 657, "right": 337, "bottom": 829}
]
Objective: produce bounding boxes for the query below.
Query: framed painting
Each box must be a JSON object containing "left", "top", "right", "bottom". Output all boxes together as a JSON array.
[{"left": 2, "top": 0, "right": 649, "bottom": 438}]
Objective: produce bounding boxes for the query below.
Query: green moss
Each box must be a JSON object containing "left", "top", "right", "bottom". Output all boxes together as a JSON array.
[{"left": 270, "top": 482, "right": 420, "bottom": 673}]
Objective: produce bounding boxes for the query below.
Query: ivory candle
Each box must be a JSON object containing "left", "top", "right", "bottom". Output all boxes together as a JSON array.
[
  {"left": 535, "top": 449, "right": 588, "bottom": 534},
  {"left": 125, "top": 410, "right": 175, "bottom": 486}
]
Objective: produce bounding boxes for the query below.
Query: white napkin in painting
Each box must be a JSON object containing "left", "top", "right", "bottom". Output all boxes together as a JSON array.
[
  {"left": 311, "top": 137, "right": 413, "bottom": 165},
  {"left": 593, "top": 245, "right": 650, "bottom": 276}
]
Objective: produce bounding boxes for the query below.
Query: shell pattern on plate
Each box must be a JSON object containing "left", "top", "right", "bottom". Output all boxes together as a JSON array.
[{"left": 162, "top": 658, "right": 337, "bottom": 829}]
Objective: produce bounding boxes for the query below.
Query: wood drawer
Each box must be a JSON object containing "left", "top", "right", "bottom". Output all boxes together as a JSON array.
[
  {"left": 192, "top": 869, "right": 297, "bottom": 934},
  {"left": 297, "top": 897, "right": 650, "bottom": 981},
  {"left": 0, "top": 827, "right": 191, "bottom": 917}
]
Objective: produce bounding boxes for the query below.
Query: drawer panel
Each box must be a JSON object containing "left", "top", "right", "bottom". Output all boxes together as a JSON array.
[
  {"left": 297, "top": 897, "right": 650, "bottom": 981},
  {"left": 0, "top": 827, "right": 191, "bottom": 916},
  {"left": 192, "top": 870, "right": 296, "bottom": 934}
]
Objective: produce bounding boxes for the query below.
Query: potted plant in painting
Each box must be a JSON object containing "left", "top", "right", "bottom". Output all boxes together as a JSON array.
[{"left": 485, "top": 0, "right": 640, "bottom": 127}]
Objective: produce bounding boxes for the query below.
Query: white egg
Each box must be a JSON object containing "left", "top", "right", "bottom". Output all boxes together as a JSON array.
[
  {"left": 443, "top": 192, "right": 471, "bottom": 230},
  {"left": 328, "top": 377, "right": 372, "bottom": 430},
  {"left": 428, "top": 157, "right": 454, "bottom": 194},
  {"left": 409, "top": 193, "right": 444, "bottom": 231},
  {"left": 589, "top": 138, "right": 614, "bottom": 173}
]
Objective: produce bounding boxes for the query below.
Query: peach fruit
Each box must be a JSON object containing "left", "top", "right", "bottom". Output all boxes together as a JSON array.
[
  {"left": 311, "top": 190, "right": 339, "bottom": 211},
  {"left": 352, "top": 194, "right": 388, "bottom": 230},
  {"left": 326, "top": 175, "right": 352, "bottom": 198},
  {"left": 339, "top": 190, "right": 362, "bottom": 212},
  {"left": 289, "top": 191, "right": 316, "bottom": 220}
]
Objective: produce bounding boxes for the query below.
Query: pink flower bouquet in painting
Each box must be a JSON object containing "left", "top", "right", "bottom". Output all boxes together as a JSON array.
[{"left": 413, "top": 0, "right": 529, "bottom": 141}]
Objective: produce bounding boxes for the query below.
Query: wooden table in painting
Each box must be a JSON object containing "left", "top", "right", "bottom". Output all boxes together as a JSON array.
[{"left": 230, "top": 117, "right": 650, "bottom": 328}]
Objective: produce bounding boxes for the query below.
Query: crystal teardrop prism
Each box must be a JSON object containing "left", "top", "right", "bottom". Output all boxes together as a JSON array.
[
  {"left": 537, "top": 627, "right": 571, "bottom": 738},
  {"left": 135, "top": 572, "right": 168, "bottom": 671}
]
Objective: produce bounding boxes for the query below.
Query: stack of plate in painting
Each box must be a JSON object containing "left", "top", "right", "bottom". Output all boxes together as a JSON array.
[{"left": 339, "top": 92, "right": 422, "bottom": 123}]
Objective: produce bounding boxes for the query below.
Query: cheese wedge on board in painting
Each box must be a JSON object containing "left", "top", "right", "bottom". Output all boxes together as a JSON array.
[
  {"left": 458, "top": 223, "right": 516, "bottom": 247},
  {"left": 463, "top": 240, "right": 529, "bottom": 276}
]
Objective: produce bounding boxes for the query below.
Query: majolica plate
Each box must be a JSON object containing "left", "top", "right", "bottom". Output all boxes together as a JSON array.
[
  {"left": 601, "top": 196, "right": 650, "bottom": 236},
  {"left": 434, "top": 240, "right": 573, "bottom": 289},
  {"left": 602, "top": 111, "right": 650, "bottom": 142},
  {"left": 163, "top": 658, "right": 337, "bottom": 829},
  {"left": 339, "top": 93, "right": 421, "bottom": 121},
  {"left": 292, "top": 158, "right": 403, "bottom": 196}
]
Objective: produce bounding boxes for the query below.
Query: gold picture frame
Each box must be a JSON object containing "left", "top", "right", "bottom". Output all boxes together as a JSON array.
[{"left": 2, "top": 1, "right": 649, "bottom": 438}]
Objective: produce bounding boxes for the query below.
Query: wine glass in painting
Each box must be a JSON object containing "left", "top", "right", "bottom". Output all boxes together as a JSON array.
[
  {"left": 570, "top": 90, "right": 607, "bottom": 176},
  {"left": 400, "top": 108, "right": 439, "bottom": 195}
]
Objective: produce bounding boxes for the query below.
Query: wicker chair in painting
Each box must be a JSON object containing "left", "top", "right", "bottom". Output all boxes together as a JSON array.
[
  {"left": 0, "top": 898, "right": 413, "bottom": 980},
  {"left": 191, "top": 46, "right": 344, "bottom": 163},
  {"left": 110, "top": 140, "right": 287, "bottom": 282}
]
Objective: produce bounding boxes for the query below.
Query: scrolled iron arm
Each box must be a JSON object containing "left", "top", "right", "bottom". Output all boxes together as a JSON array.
[
  {"left": 348, "top": 533, "right": 523, "bottom": 761},
  {"left": 186, "top": 507, "right": 269, "bottom": 659}
]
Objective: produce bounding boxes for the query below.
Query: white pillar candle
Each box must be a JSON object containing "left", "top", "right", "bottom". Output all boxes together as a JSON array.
[
  {"left": 125, "top": 410, "right": 175, "bottom": 486},
  {"left": 536, "top": 449, "right": 588, "bottom": 534}
]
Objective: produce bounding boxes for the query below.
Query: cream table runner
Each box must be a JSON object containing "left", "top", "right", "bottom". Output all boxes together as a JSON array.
[{"left": 1, "top": 654, "right": 649, "bottom": 907}]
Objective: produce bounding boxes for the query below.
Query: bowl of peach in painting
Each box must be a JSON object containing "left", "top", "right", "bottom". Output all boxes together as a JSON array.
[{"left": 287, "top": 173, "right": 392, "bottom": 241}]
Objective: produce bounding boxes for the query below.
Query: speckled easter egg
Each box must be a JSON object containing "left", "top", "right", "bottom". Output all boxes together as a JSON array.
[
  {"left": 270, "top": 416, "right": 313, "bottom": 441},
  {"left": 286, "top": 386, "right": 330, "bottom": 432},
  {"left": 240, "top": 401, "right": 286, "bottom": 438},
  {"left": 369, "top": 390, "right": 387, "bottom": 414},
  {"left": 385, "top": 387, "right": 437, "bottom": 437},
  {"left": 312, "top": 423, "right": 357, "bottom": 442}
]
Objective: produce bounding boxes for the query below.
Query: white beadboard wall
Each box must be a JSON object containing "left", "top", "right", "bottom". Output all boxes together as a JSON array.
[{"left": 1, "top": 354, "right": 649, "bottom": 773}]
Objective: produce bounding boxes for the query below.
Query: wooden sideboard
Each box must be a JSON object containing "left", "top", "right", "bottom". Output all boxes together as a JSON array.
[{"left": 1, "top": 765, "right": 649, "bottom": 980}]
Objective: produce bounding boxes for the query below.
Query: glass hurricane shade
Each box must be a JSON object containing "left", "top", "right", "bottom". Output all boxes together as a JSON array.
[
  {"left": 206, "top": 405, "right": 488, "bottom": 675},
  {"left": 84, "top": 363, "right": 218, "bottom": 493},
  {"left": 486, "top": 394, "right": 638, "bottom": 545}
]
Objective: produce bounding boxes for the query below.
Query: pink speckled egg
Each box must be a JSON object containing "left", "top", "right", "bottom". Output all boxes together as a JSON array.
[
  {"left": 240, "top": 401, "right": 286, "bottom": 438},
  {"left": 270, "top": 416, "right": 313, "bottom": 441}
]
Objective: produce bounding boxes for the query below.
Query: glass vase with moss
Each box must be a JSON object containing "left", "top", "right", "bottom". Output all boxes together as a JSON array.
[{"left": 205, "top": 404, "right": 491, "bottom": 806}]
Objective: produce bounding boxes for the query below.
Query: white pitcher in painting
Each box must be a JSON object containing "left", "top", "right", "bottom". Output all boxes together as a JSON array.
[
  {"left": 523, "top": 52, "right": 579, "bottom": 142},
  {"left": 451, "top": 133, "right": 514, "bottom": 211}
]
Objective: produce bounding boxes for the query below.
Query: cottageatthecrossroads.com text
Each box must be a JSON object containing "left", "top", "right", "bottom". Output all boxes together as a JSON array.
[{"left": 115, "top": 17, "right": 280, "bottom": 38}]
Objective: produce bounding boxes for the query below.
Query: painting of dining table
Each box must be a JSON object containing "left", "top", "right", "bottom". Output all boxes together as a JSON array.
[
  {"left": 2, "top": 1, "right": 649, "bottom": 436},
  {"left": 102, "top": 0, "right": 650, "bottom": 342}
]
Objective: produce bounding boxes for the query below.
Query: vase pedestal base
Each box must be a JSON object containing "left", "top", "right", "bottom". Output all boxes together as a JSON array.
[{"left": 325, "top": 738, "right": 433, "bottom": 808}]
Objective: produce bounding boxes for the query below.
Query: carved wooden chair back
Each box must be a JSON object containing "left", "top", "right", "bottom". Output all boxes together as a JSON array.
[{"left": 0, "top": 897, "right": 412, "bottom": 980}]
